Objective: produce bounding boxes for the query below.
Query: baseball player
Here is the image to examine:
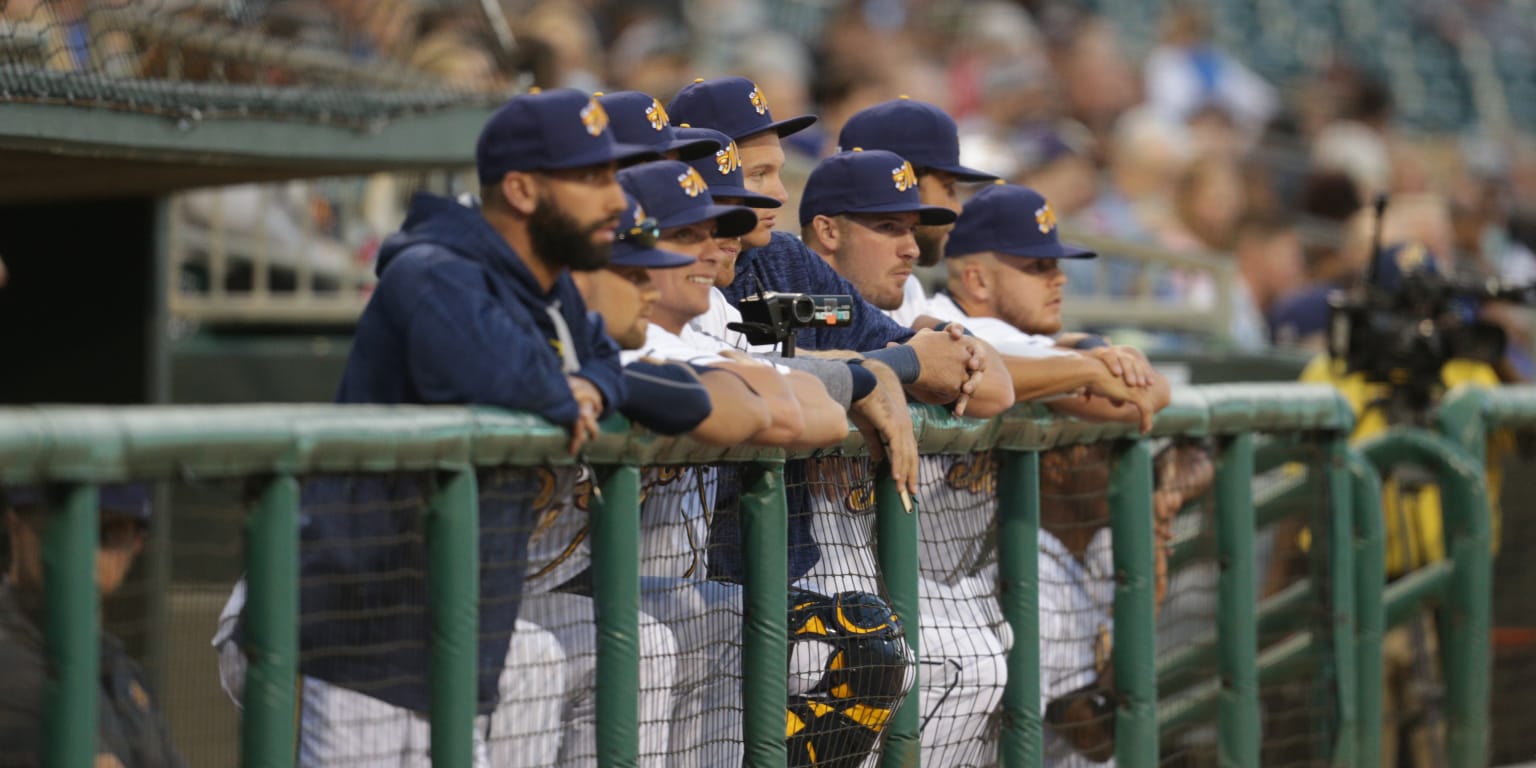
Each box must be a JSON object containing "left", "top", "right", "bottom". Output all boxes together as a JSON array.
[
  {"left": 212, "top": 88, "right": 650, "bottom": 766},
  {"left": 616, "top": 160, "right": 917, "bottom": 768}
]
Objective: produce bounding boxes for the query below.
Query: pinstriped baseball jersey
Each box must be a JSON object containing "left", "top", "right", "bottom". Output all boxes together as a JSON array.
[{"left": 519, "top": 465, "right": 592, "bottom": 594}]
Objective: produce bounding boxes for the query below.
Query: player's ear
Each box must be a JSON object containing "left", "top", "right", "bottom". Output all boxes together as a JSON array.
[
  {"left": 500, "top": 172, "right": 539, "bottom": 216},
  {"left": 809, "top": 214, "right": 840, "bottom": 255},
  {"left": 963, "top": 258, "right": 992, "bottom": 301}
]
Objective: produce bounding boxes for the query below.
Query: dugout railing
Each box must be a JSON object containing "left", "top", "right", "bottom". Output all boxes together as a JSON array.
[{"left": 0, "top": 383, "right": 1502, "bottom": 768}]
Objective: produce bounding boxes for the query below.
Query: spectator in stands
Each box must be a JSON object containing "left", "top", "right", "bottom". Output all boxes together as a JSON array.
[
  {"left": 1143, "top": 6, "right": 1278, "bottom": 142},
  {"left": 517, "top": 0, "right": 603, "bottom": 92},
  {"left": 0, "top": 484, "right": 187, "bottom": 768},
  {"left": 1230, "top": 212, "right": 1307, "bottom": 351}
]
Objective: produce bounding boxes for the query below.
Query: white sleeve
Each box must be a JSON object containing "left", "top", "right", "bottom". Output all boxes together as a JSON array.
[{"left": 881, "top": 274, "right": 930, "bottom": 328}]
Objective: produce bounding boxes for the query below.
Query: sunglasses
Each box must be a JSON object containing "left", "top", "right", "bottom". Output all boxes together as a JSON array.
[{"left": 617, "top": 217, "right": 660, "bottom": 248}]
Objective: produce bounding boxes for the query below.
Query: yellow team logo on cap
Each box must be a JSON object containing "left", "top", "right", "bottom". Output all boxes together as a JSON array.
[
  {"left": 891, "top": 161, "right": 917, "bottom": 192},
  {"left": 678, "top": 166, "right": 708, "bottom": 197},
  {"left": 749, "top": 83, "right": 769, "bottom": 115},
  {"left": 646, "top": 99, "right": 669, "bottom": 131},
  {"left": 1396, "top": 241, "right": 1428, "bottom": 272},
  {"left": 1035, "top": 203, "right": 1057, "bottom": 234},
  {"left": 715, "top": 140, "right": 741, "bottom": 176},
  {"left": 580, "top": 98, "right": 609, "bottom": 137}
]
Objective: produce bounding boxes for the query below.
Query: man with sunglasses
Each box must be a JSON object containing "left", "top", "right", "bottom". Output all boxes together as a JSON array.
[
  {"left": 1, "top": 484, "right": 186, "bottom": 768},
  {"left": 517, "top": 191, "right": 809, "bottom": 768},
  {"left": 610, "top": 160, "right": 917, "bottom": 768}
]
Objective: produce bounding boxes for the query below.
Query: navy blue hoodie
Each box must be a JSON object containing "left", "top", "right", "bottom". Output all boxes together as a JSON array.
[{"left": 297, "top": 193, "right": 624, "bottom": 715}]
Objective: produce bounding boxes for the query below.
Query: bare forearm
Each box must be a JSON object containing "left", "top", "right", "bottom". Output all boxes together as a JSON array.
[{"left": 690, "top": 370, "right": 774, "bottom": 446}]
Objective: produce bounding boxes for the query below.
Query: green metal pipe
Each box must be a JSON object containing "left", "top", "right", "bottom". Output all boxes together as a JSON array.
[
  {"left": 427, "top": 468, "right": 479, "bottom": 768},
  {"left": 591, "top": 466, "right": 642, "bottom": 768},
  {"left": 996, "top": 449, "right": 1041, "bottom": 768},
  {"left": 1108, "top": 440, "right": 1158, "bottom": 764},
  {"left": 1156, "top": 579, "right": 1312, "bottom": 696},
  {"left": 1160, "top": 632, "right": 1320, "bottom": 736},
  {"left": 44, "top": 484, "right": 99, "bottom": 768},
  {"left": 242, "top": 475, "right": 300, "bottom": 768},
  {"left": 1323, "top": 437, "right": 1358, "bottom": 765},
  {"left": 1254, "top": 472, "right": 1315, "bottom": 529},
  {"left": 1359, "top": 429, "right": 1492, "bottom": 766},
  {"left": 740, "top": 462, "right": 789, "bottom": 766},
  {"left": 1347, "top": 453, "right": 1384, "bottom": 768},
  {"left": 1382, "top": 560, "right": 1452, "bottom": 629},
  {"left": 877, "top": 468, "right": 921, "bottom": 768},
  {"left": 1214, "top": 433, "right": 1259, "bottom": 768}
]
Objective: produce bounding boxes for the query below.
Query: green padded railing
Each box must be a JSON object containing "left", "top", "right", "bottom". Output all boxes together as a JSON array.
[{"left": 0, "top": 383, "right": 1403, "bottom": 768}]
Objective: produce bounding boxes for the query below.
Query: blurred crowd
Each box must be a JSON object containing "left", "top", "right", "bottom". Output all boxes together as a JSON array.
[{"left": 5, "top": 0, "right": 1536, "bottom": 357}]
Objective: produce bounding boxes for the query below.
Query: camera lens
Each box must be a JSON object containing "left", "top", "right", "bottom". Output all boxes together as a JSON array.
[{"left": 789, "top": 295, "right": 816, "bottom": 324}]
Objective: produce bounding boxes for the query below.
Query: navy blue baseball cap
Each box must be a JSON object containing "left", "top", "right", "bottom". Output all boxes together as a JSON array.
[
  {"left": 3, "top": 482, "right": 152, "bottom": 521},
  {"left": 610, "top": 193, "right": 696, "bottom": 269},
  {"left": 838, "top": 97, "right": 999, "bottom": 182},
  {"left": 476, "top": 88, "right": 658, "bottom": 184},
  {"left": 666, "top": 76, "right": 817, "bottom": 141},
  {"left": 799, "top": 149, "right": 958, "bottom": 227},
  {"left": 675, "top": 126, "right": 781, "bottom": 208},
  {"left": 1370, "top": 241, "right": 1439, "bottom": 292},
  {"left": 596, "top": 90, "right": 720, "bottom": 161},
  {"left": 945, "top": 183, "right": 1096, "bottom": 260},
  {"left": 617, "top": 160, "right": 758, "bottom": 238}
]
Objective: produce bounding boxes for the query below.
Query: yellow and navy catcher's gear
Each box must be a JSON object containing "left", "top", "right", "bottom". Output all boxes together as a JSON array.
[{"left": 786, "top": 589, "right": 914, "bottom": 767}]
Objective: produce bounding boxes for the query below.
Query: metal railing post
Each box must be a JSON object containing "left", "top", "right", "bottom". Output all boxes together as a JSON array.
[
  {"left": 740, "top": 462, "right": 789, "bottom": 766},
  {"left": 1214, "top": 434, "right": 1259, "bottom": 768},
  {"left": 427, "top": 468, "right": 479, "bottom": 768},
  {"left": 877, "top": 465, "right": 922, "bottom": 768},
  {"left": 996, "top": 449, "right": 1042, "bottom": 768},
  {"left": 1435, "top": 448, "right": 1493, "bottom": 766},
  {"left": 1108, "top": 440, "right": 1158, "bottom": 763},
  {"left": 1348, "top": 452, "right": 1385, "bottom": 767},
  {"left": 242, "top": 474, "right": 300, "bottom": 768},
  {"left": 43, "top": 483, "right": 99, "bottom": 768},
  {"left": 592, "top": 465, "right": 642, "bottom": 768},
  {"left": 1323, "top": 437, "right": 1359, "bottom": 764}
]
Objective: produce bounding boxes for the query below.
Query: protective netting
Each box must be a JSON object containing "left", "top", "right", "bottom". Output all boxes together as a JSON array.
[
  {"left": 0, "top": 0, "right": 510, "bottom": 127},
  {"left": 1492, "top": 449, "right": 1536, "bottom": 763},
  {"left": 1037, "top": 443, "right": 1118, "bottom": 765},
  {"left": 634, "top": 462, "right": 744, "bottom": 767},
  {"left": 786, "top": 457, "right": 912, "bottom": 768}
]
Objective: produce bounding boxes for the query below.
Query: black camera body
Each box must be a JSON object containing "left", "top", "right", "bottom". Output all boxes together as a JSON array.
[
  {"left": 729, "top": 292, "right": 854, "bottom": 357},
  {"left": 1328, "top": 271, "right": 1528, "bottom": 419}
]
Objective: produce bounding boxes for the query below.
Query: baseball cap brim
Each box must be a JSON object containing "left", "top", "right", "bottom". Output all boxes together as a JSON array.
[
  {"left": 703, "top": 183, "right": 782, "bottom": 209},
  {"left": 544, "top": 140, "right": 660, "bottom": 170},
  {"left": 923, "top": 161, "right": 1000, "bottom": 183},
  {"left": 610, "top": 244, "right": 697, "bottom": 269},
  {"left": 997, "top": 240, "right": 1097, "bottom": 260},
  {"left": 744, "top": 114, "right": 817, "bottom": 140},
  {"left": 844, "top": 200, "right": 958, "bottom": 226},
  {"left": 668, "top": 136, "right": 722, "bottom": 162},
  {"left": 657, "top": 204, "right": 759, "bottom": 238}
]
